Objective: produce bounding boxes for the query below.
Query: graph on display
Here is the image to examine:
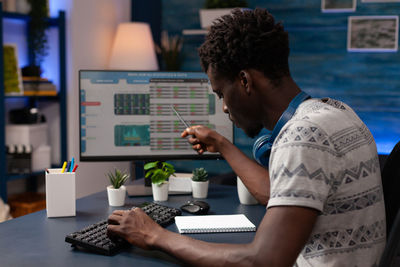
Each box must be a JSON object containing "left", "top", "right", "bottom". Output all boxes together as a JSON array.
[{"left": 114, "top": 94, "right": 149, "bottom": 115}]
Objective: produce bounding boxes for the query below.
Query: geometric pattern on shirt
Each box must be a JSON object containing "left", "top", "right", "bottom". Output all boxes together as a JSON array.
[
  {"left": 270, "top": 189, "right": 326, "bottom": 203},
  {"left": 274, "top": 122, "right": 373, "bottom": 157},
  {"left": 331, "top": 124, "right": 374, "bottom": 155},
  {"left": 271, "top": 156, "right": 379, "bottom": 193},
  {"left": 323, "top": 186, "right": 383, "bottom": 215},
  {"left": 274, "top": 122, "right": 336, "bottom": 155},
  {"left": 337, "top": 156, "right": 380, "bottom": 186},
  {"left": 302, "top": 219, "right": 386, "bottom": 259},
  {"left": 323, "top": 98, "right": 348, "bottom": 110}
]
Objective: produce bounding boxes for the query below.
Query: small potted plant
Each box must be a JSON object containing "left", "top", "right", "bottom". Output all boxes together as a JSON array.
[
  {"left": 22, "top": 0, "right": 49, "bottom": 79},
  {"left": 155, "top": 31, "right": 183, "bottom": 71},
  {"left": 191, "top": 167, "right": 209, "bottom": 198},
  {"left": 199, "top": 0, "right": 248, "bottom": 29},
  {"left": 106, "top": 169, "right": 129, "bottom": 206},
  {"left": 144, "top": 161, "right": 176, "bottom": 201}
]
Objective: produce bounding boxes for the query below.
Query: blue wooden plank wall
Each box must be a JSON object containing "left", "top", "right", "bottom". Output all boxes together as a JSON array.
[{"left": 160, "top": 0, "right": 400, "bottom": 175}]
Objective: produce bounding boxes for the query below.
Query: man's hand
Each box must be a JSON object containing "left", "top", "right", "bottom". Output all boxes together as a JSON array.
[
  {"left": 181, "top": 125, "right": 225, "bottom": 154},
  {"left": 107, "top": 208, "right": 163, "bottom": 250}
]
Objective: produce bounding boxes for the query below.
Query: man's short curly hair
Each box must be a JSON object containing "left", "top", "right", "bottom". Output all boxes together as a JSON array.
[{"left": 198, "top": 8, "right": 290, "bottom": 83}]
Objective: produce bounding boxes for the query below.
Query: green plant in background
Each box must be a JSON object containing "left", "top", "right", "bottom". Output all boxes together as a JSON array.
[
  {"left": 192, "top": 167, "right": 209, "bottom": 182},
  {"left": 155, "top": 31, "right": 183, "bottom": 71},
  {"left": 26, "top": 0, "right": 49, "bottom": 77},
  {"left": 144, "top": 161, "right": 176, "bottom": 185},
  {"left": 107, "top": 169, "right": 130, "bottom": 189},
  {"left": 204, "top": 0, "right": 248, "bottom": 9}
]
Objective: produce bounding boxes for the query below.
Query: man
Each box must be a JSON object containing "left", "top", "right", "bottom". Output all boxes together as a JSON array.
[{"left": 107, "top": 8, "right": 385, "bottom": 266}]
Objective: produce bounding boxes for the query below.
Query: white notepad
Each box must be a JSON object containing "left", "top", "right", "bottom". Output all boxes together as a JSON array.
[{"left": 174, "top": 214, "right": 256, "bottom": 234}]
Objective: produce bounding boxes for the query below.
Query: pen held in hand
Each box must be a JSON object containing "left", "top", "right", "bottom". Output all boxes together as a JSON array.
[{"left": 171, "top": 105, "right": 190, "bottom": 129}]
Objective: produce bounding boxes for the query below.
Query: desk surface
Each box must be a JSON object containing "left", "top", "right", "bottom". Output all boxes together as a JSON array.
[{"left": 0, "top": 184, "right": 265, "bottom": 266}]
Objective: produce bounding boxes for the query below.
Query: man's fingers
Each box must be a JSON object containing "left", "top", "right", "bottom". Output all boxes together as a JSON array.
[
  {"left": 107, "top": 224, "right": 122, "bottom": 241},
  {"left": 108, "top": 214, "right": 122, "bottom": 225},
  {"left": 112, "top": 210, "right": 125, "bottom": 216},
  {"left": 188, "top": 136, "right": 200, "bottom": 144}
]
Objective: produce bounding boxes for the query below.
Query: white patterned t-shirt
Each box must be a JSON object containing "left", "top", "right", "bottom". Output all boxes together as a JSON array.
[{"left": 267, "top": 98, "right": 386, "bottom": 267}]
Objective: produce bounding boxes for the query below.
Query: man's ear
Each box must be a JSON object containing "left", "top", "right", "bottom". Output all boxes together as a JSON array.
[{"left": 239, "top": 70, "right": 252, "bottom": 95}]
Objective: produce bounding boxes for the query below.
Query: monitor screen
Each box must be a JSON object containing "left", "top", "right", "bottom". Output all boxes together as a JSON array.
[{"left": 79, "top": 70, "right": 234, "bottom": 161}]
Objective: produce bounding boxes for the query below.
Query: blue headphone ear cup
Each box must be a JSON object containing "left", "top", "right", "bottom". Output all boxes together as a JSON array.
[
  {"left": 253, "top": 134, "right": 272, "bottom": 166},
  {"left": 252, "top": 91, "right": 311, "bottom": 167}
]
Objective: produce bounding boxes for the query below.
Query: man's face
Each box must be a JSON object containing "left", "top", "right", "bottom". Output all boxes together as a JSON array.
[{"left": 207, "top": 67, "right": 263, "bottom": 138}]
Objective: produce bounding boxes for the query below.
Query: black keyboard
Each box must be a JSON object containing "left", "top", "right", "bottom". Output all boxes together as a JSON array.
[{"left": 65, "top": 202, "right": 182, "bottom": 255}]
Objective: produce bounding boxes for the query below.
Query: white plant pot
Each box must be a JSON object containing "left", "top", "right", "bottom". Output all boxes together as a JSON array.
[
  {"left": 199, "top": 8, "right": 234, "bottom": 29},
  {"left": 191, "top": 180, "right": 209, "bottom": 198},
  {"left": 107, "top": 185, "right": 126, "bottom": 207},
  {"left": 237, "top": 177, "right": 258, "bottom": 205},
  {"left": 152, "top": 182, "right": 169, "bottom": 202}
]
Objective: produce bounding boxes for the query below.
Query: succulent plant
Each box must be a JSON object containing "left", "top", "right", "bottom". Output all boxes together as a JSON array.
[
  {"left": 107, "top": 169, "right": 129, "bottom": 189},
  {"left": 192, "top": 168, "right": 209, "bottom": 182},
  {"left": 144, "top": 161, "right": 176, "bottom": 185}
]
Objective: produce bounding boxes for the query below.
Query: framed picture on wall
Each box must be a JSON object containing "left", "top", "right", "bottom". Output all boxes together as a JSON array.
[
  {"left": 322, "top": 0, "right": 356, "bottom": 12},
  {"left": 347, "top": 16, "right": 399, "bottom": 52}
]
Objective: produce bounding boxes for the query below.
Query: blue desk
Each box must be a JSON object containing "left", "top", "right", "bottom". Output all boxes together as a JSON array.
[{"left": 0, "top": 184, "right": 265, "bottom": 266}]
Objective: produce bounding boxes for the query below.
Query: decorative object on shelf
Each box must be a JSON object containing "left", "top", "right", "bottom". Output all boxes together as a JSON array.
[
  {"left": 22, "top": 77, "right": 56, "bottom": 96},
  {"left": 199, "top": 0, "right": 248, "bottom": 29},
  {"left": 7, "top": 192, "right": 45, "bottom": 219},
  {"left": 237, "top": 176, "right": 258, "bottom": 205},
  {"left": 106, "top": 169, "right": 129, "bottom": 206},
  {"left": 9, "top": 107, "right": 46, "bottom": 124},
  {"left": 155, "top": 31, "right": 183, "bottom": 71},
  {"left": 24, "top": 0, "right": 49, "bottom": 78},
  {"left": 191, "top": 167, "right": 209, "bottom": 198},
  {"left": 144, "top": 161, "right": 176, "bottom": 201},
  {"left": 109, "top": 22, "right": 158, "bottom": 70},
  {"left": 347, "top": 15, "right": 399, "bottom": 52},
  {"left": 321, "top": 0, "right": 356, "bottom": 13},
  {"left": 3, "top": 44, "right": 23, "bottom": 95},
  {"left": 6, "top": 144, "right": 32, "bottom": 174}
]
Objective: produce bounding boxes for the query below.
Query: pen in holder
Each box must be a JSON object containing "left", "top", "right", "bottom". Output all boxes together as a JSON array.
[{"left": 45, "top": 168, "right": 76, "bottom": 217}]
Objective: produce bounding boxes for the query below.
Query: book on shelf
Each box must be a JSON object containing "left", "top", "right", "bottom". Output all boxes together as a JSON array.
[
  {"left": 3, "top": 44, "right": 23, "bottom": 95},
  {"left": 22, "top": 79, "right": 57, "bottom": 96}
]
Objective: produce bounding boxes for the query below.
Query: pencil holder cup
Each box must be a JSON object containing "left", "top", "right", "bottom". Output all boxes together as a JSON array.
[{"left": 45, "top": 168, "right": 76, "bottom": 217}]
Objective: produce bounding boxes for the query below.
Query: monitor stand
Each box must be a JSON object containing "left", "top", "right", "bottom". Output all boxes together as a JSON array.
[
  {"left": 125, "top": 183, "right": 153, "bottom": 196},
  {"left": 126, "top": 182, "right": 191, "bottom": 197},
  {"left": 127, "top": 161, "right": 192, "bottom": 197}
]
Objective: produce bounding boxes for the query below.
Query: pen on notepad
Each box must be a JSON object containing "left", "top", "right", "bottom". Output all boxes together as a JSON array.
[{"left": 171, "top": 105, "right": 190, "bottom": 129}]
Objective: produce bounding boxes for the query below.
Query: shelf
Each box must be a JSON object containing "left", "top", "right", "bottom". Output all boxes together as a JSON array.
[
  {"left": 5, "top": 93, "right": 59, "bottom": 99},
  {"left": 7, "top": 171, "right": 46, "bottom": 182},
  {"left": 3, "top": 11, "right": 60, "bottom": 26},
  {"left": 0, "top": 6, "right": 67, "bottom": 202}
]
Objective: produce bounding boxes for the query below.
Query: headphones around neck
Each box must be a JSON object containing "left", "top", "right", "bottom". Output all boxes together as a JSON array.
[{"left": 252, "top": 91, "right": 311, "bottom": 167}]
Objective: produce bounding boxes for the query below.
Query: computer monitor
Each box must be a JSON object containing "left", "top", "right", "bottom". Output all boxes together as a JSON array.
[{"left": 79, "top": 70, "right": 234, "bottom": 161}]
